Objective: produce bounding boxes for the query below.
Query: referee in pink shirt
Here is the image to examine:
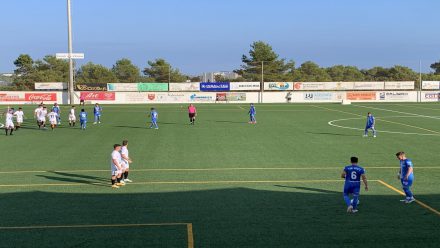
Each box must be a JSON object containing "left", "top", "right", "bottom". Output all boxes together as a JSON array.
[{"left": 188, "top": 104, "right": 197, "bottom": 125}]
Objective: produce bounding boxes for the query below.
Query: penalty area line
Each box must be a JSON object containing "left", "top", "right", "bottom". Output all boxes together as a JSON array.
[{"left": 377, "top": 180, "right": 440, "bottom": 217}]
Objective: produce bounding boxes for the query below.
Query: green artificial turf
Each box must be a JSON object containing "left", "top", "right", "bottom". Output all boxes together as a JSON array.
[{"left": 0, "top": 103, "right": 439, "bottom": 247}]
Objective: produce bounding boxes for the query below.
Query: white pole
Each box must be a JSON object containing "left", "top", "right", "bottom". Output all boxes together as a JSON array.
[
  {"left": 261, "top": 61, "right": 264, "bottom": 103},
  {"left": 419, "top": 60, "right": 422, "bottom": 103},
  {"left": 67, "top": 0, "right": 74, "bottom": 105}
]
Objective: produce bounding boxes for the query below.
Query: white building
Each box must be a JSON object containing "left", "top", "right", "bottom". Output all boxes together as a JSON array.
[{"left": 201, "top": 71, "right": 239, "bottom": 82}]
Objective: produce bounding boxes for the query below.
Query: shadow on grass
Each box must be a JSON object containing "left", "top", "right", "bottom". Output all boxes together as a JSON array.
[{"left": 0, "top": 188, "right": 439, "bottom": 247}]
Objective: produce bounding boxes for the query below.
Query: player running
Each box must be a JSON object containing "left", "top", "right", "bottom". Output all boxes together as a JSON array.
[
  {"left": 188, "top": 104, "right": 197, "bottom": 125},
  {"left": 79, "top": 109, "right": 88, "bottom": 130},
  {"left": 149, "top": 108, "right": 159, "bottom": 129},
  {"left": 48, "top": 109, "right": 59, "bottom": 131},
  {"left": 93, "top": 103, "right": 102, "bottom": 124},
  {"left": 111, "top": 144, "right": 125, "bottom": 189},
  {"left": 4, "top": 107, "right": 15, "bottom": 136},
  {"left": 396, "top": 152, "right": 415, "bottom": 203},
  {"left": 341, "top": 157, "right": 369, "bottom": 213},
  {"left": 34, "top": 104, "right": 43, "bottom": 128},
  {"left": 120, "top": 140, "right": 133, "bottom": 183},
  {"left": 13, "top": 107, "right": 25, "bottom": 130},
  {"left": 52, "top": 103, "right": 61, "bottom": 125},
  {"left": 363, "top": 112, "right": 376, "bottom": 138},
  {"left": 248, "top": 103, "right": 256, "bottom": 124},
  {"left": 38, "top": 106, "right": 48, "bottom": 130},
  {"left": 68, "top": 106, "right": 76, "bottom": 127}
]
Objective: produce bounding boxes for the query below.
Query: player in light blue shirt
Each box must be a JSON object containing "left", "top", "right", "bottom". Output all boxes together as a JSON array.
[
  {"left": 93, "top": 103, "right": 103, "bottom": 124},
  {"left": 52, "top": 103, "right": 61, "bottom": 125},
  {"left": 79, "top": 109, "right": 88, "bottom": 130},
  {"left": 341, "top": 157, "right": 369, "bottom": 213},
  {"left": 248, "top": 103, "right": 256, "bottom": 124},
  {"left": 363, "top": 112, "right": 376, "bottom": 137},
  {"left": 396, "top": 152, "right": 415, "bottom": 203},
  {"left": 149, "top": 108, "right": 159, "bottom": 129}
]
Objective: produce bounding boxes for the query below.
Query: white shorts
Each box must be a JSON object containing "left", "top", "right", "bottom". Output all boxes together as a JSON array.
[
  {"left": 69, "top": 115, "right": 76, "bottom": 121},
  {"left": 16, "top": 118, "right": 23, "bottom": 123},
  {"left": 111, "top": 169, "right": 122, "bottom": 176},
  {"left": 5, "top": 121, "right": 14, "bottom": 128},
  {"left": 38, "top": 117, "right": 46, "bottom": 123},
  {"left": 121, "top": 160, "right": 129, "bottom": 170},
  {"left": 50, "top": 120, "right": 57, "bottom": 125}
]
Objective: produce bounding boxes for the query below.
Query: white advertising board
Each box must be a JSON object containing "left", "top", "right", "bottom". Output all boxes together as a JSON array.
[
  {"left": 377, "top": 91, "right": 416, "bottom": 101},
  {"left": 293, "top": 82, "right": 354, "bottom": 91},
  {"left": 35, "top": 82, "right": 67, "bottom": 90},
  {"left": 422, "top": 81, "right": 440, "bottom": 90},
  {"left": 353, "top": 82, "right": 384, "bottom": 90},
  {"left": 384, "top": 81, "right": 415, "bottom": 90},
  {"left": 169, "top": 83, "right": 200, "bottom": 92},
  {"left": 421, "top": 92, "right": 440, "bottom": 102},
  {"left": 230, "top": 82, "right": 260, "bottom": 91}
]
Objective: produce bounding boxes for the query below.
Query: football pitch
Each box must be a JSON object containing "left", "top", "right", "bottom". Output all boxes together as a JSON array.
[{"left": 1, "top": 103, "right": 439, "bottom": 248}]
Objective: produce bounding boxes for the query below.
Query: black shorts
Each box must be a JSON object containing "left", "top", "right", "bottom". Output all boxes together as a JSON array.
[{"left": 189, "top": 113, "right": 195, "bottom": 118}]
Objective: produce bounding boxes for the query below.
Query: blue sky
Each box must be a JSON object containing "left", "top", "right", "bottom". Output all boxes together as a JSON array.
[{"left": 1, "top": 0, "right": 439, "bottom": 74}]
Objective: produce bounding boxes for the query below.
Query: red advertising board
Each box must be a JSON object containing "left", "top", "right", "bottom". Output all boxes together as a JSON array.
[
  {"left": 346, "top": 92, "right": 376, "bottom": 100},
  {"left": 80, "top": 92, "right": 115, "bottom": 101},
  {"left": 25, "top": 93, "right": 57, "bottom": 102},
  {"left": 0, "top": 93, "right": 24, "bottom": 102}
]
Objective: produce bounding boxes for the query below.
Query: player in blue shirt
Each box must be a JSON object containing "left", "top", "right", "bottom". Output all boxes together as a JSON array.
[
  {"left": 79, "top": 109, "right": 88, "bottom": 130},
  {"left": 396, "top": 152, "right": 415, "bottom": 203},
  {"left": 52, "top": 103, "right": 61, "bottom": 125},
  {"left": 93, "top": 103, "right": 103, "bottom": 124},
  {"left": 248, "top": 103, "right": 256, "bottom": 124},
  {"left": 341, "top": 157, "right": 369, "bottom": 213},
  {"left": 363, "top": 112, "right": 376, "bottom": 138},
  {"left": 149, "top": 108, "right": 159, "bottom": 129}
]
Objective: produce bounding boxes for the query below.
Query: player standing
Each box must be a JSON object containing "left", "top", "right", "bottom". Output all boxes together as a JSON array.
[
  {"left": 80, "top": 95, "right": 85, "bottom": 106},
  {"left": 13, "top": 107, "right": 25, "bottom": 130},
  {"left": 396, "top": 152, "right": 415, "bottom": 203},
  {"left": 248, "top": 103, "right": 256, "bottom": 124},
  {"left": 4, "top": 107, "right": 15, "bottom": 136},
  {"left": 111, "top": 144, "right": 125, "bottom": 189},
  {"left": 38, "top": 106, "right": 48, "bottom": 130},
  {"left": 68, "top": 106, "right": 76, "bottom": 127},
  {"left": 188, "top": 104, "right": 197, "bottom": 125},
  {"left": 93, "top": 103, "right": 102, "bottom": 124},
  {"left": 79, "top": 109, "right": 88, "bottom": 130},
  {"left": 48, "top": 109, "right": 58, "bottom": 131},
  {"left": 52, "top": 103, "right": 61, "bottom": 125},
  {"left": 149, "top": 108, "right": 159, "bottom": 129},
  {"left": 120, "top": 140, "right": 133, "bottom": 183},
  {"left": 364, "top": 112, "right": 377, "bottom": 138},
  {"left": 341, "top": 157, "right": 369, "bottom": 213}
]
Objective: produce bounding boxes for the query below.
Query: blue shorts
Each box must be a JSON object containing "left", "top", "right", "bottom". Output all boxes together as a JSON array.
[
  {"left": 401, "top": 175, "right": 414, "bottom": 188},
  {"left": 344, "top": 182, "right": 361, "bottom": 195}
]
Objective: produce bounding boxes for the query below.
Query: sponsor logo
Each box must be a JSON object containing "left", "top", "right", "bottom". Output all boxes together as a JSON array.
[
  {"left": 148, "top": 94, "right": 156, "bottom": 100},
  {"left": 379, "top": 92, "right": 409, "bottom": 100},
  {"left": 346, "top": 92, "right": 376, "bottom": 100},
  {"left": 0, "top": 93, "right": 23, "bottom": 101},
  {"left": 424, "top": 93, "right": 440, "bottom": 99},
  {"left": 294, "top": 83, "right": 302, "bottom": 90},
  {"left": 25, "top": 93, "right": 57, "bottom": 101},
  {"left": 200, "top": 82, "right": 230, "bottom": 91},
  {"left": 268, "top": 82, "right": 290, "bottom": 90},
  {"left": 190, "top": 94, "right": 213, "bottom": 101},
  {"left": 75, "top": 84, "right": 107, "bottom": 91},
  {"left": 303, "top": 92, "right": 333, "bottom": 101},
  {"left": 80, "top": 92, "right": 115, "bottom": 101}
]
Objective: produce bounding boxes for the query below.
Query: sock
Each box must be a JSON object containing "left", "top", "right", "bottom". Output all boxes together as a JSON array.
[
  {"left": 343, "top": 194, "right": 351, "bottom": 207},
  {"left": 403, "top": 187, "right": 413, "bottom": 198},
  {"left": 117, "top": 177, "right": 121, "bottom": 183},
  {"left": 111, "top": 179, "right": 116, "bottom": 185},
  {"left": 5, "top": 129, "right": 8, "bottom": 135},
  {"left": 352, "top": 194, "right": 359, "bottom": 209},
  {"left": 124, "top": 171, "right": 129, "bottom": 179},
  {"left": 10, "top": 129, "right": 13, "bottom": 135}
]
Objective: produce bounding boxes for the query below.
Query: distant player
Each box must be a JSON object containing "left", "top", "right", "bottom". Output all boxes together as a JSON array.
[
  {"left": 68, "top": 106, "right": 76, "bottom": 127},
  {"left": 34, "top": 104, "right": 43, "bottom": 128},
  {"left": 4, "top": 107, "right": 15, "bottom": 136},
  {"left": 80, "top": 95, "right": 85, "bottom": 106},
  {"left": 38, "top": 106, "right": 48, "bottom": 130},
  {"left": 341, "top": 157, "right": 369, "bottom": 213},
  {"left": 120, "top": 140, "right": 133, "bottom": 183},
  {"left": 79, "top": 109, "right": 88, "bottom": 130},
  {"left": 248, "top": 103, "right": 256, "bottom": 124},
  {"left": 13, "top": 107, "right": 25, "bottom": 130},
  {"left": 149, "top": 108, "right": 159, "bottom": 129},
  {"left": 93, "top": 103, "right": 102, "bottom": 124},
  {"left": 188, "top": 104, "right": 197, "bottom": 125},
  {"left": 111, "top": 144, "right": 125, "bottom": 189},
  {"left": 48, "top": 109, "right": 58, "bottom": 131},
  {"left": 52, "top": 103, "right": 61, "bottom": 125},
  {"left": 396, "top": 152, "right": 415, "bottom": 203},
  {"left": 363, "top": 112, "right": 376, "bottom": 138}
]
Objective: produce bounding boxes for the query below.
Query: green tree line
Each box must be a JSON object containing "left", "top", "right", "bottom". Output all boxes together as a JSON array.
[{"left": 4, "top": 41, "right": 440, "bottom": 90}]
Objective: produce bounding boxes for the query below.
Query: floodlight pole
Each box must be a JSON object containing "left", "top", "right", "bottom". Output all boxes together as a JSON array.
[
  {"left": 67, "top": 0, "right": 74, "bottom": 104},
  {"left": 419, "top": 60, "right": 422, "bottom": 103},
  {"left": 261, "top": 61, "right": 264, "bottom": 103}
]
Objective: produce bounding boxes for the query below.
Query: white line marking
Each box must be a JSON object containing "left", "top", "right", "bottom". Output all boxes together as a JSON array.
[
  {"left": 354, "top": 104, "right": 440, "bottom": 120},
  {"left": 328, "top": 116, "right": 440, "bottom": 136},
  {"left": 0, "top": 123, "right": 4, "bottom": 128}
]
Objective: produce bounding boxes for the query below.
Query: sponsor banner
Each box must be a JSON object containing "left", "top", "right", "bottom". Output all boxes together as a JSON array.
[
  {"left": 0, "top": 92, "right": 24, "bottom": 102},
  {"left": 120, "top": 92, "right": 149, "bottom": 103},
  {"left": 422, "top": 92, "right": 440, "bottom": 102},
  {"left": 422, "top": 81, "right": 440, "bottom": 90},
  {"left": 378, "top": 92, "right": 410, "bottom": 101},
  {"left": 107, "top": 83, "right": 139, "bottom": 92},
  {"left": 75, "top": 83, "right": 107, "bottom": 91},
  {"left": 264, "top": 82, "right": 293, "bottom": 91},
  {"left": 25, "top": 93, "right": 57, "bottom": 102},
  {"left": 169, "top": 83, "right": 200, "bottom": 92},
  {"left": 230, "top": 82, "right": 260, "bottom": 91},
  {"left": 303, "top": 92, "right": 334, "bottom": 101},
  {"left": 294, "top": 82, "right": 354, "bottom": 91},
  {"left": 80, "top": 92, "right": 115, "bottom": 101},
  {"left": 137, "top": 83, "right": 168, "bottom": 92},
  {"left": 226, "top": 92, "right": 247, "bottom": 101},
  {"left": 216, "top": 93, "right": 227, "bottom": 101},
  {"left": 35, "top": 82, "right": 67, "bottom": 90},
  {"left": 346, "top": 91, "right": 376, "bottom": 101},
  {"left": 353, "top": 82, "right": 384, "bottom": 90},
  {"left": 189, "top": 93, "right": 215, "bottom": 102},
  {"left": 384, "top": 81, "right": 415, "bottom": 90},
  {"left": 200, "top": 82, "right": 230, "bottom": 92}
]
